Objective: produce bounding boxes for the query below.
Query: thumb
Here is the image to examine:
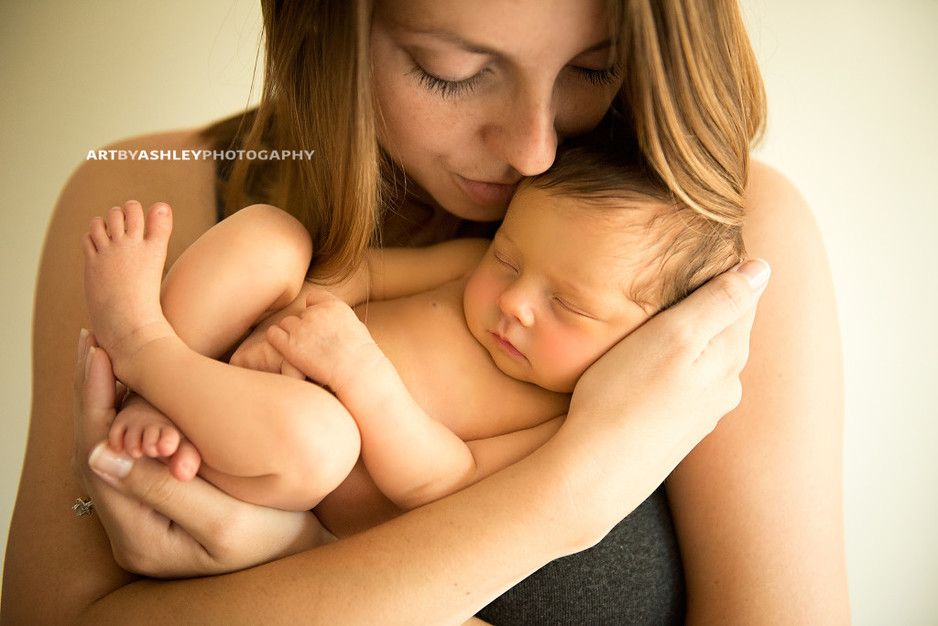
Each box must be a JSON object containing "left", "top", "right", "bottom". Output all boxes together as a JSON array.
[
  {"left": 76, "top": 334, "right": 119, "bottom": 444},
  {"left": 87, "top": 441, "right": 235, "bottom": 544},
  {"left": 658, "top": 258, "right": 770, "bottom": 345}
]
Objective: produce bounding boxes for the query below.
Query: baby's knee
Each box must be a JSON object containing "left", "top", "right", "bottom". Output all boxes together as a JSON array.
[
  {"left": 233, "top": 204, "right": 313, "bottom": 272},
  {"left": 269, "top": 396, "right": 361, "bottom": 507}
]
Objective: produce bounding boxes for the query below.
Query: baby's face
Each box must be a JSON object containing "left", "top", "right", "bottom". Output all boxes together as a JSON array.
[{"left": 463, "top": 185, "right": 654, "bottom": 393}]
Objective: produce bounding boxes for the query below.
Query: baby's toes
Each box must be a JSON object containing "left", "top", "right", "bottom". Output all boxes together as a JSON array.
[
  {"left": 106, "top": 205, "right": 128, "bottom": 240},
  {"left": 122, "top": 200, "right": 145, "bottom": 238},
  {"left": 141, "top": 425, "right": 164, "bottom": 458},
  {"left": 87, "top": 214, "right": 112, "bottom": 252},
  {"left": 144, "top": 202, "right": 173, "bottom": 246},
  {"left": 156, "top": 426, "right": 181, "bottom": 458},
  {"left": 169, "top": 439, "right": 202, "bottom": 482},
  {"left": 124, "top": 424, "right": 145, "bottom": 458},
  {"left": 108, "top": 421, "right": 127, "bottom": 452}
]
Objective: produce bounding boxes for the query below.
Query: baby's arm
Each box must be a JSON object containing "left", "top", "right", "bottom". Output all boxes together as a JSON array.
[
  {"left": 230, "top": 238, "right": 487, "bottom": 375},
  {"left": 364, "top": 238, "right": 489, "bottom": 301},
  {"left": 268, "top": 288, "right": 549, "bottom": 510}
]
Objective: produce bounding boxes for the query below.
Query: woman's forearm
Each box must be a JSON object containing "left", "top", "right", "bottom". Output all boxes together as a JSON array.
[{"left": 80, "top": 431, "right": 599, "bottom": 623}]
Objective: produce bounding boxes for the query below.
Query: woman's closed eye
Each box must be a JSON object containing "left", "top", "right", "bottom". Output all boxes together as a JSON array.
[
  {"left": 408, "top": 64, "right": 488, "bottom": 99},
  {"left": 410, "top": 62, "right": 621, "bottom": 99},
  {"left": 571, "top": 64, "right": 621, "bottom": 87}
]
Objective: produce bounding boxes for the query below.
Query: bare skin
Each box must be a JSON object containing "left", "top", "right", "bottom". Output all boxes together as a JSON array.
[
  {"left": 2, "top": 0, "right": 849, "bottom": 616},
  {"left": 82, "top": 201, "right": 361, "bottom": 512},
  {"left": 0, "top": 127, "right": 847, "bottom": 624},
  {"left": 82, "top": 203, "right": 176, "bottom": 386}
]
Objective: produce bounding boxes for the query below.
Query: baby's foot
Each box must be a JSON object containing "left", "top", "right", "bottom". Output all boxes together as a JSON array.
[
  {"left": 110, "top": 396, "right": 184, "bottom": 459},
  {"left": 83, "top": 201, "right": 175, "bottom": 384},
  {"left": 111, "top": 393, "right": 202, "bottom": 481}
]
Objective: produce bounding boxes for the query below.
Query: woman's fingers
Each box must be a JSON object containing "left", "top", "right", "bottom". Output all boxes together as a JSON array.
[
  {"left": 656, "top": 259, "right": 770, "bottom": 356},
  {"left": 87, "top": 442, "right": 330, "bottom": 577},
  {"left": 72, "top": 329, "right": 327, "bottom": 579}
]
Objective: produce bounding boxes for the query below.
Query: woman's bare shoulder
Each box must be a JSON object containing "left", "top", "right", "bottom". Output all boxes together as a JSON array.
[
  {"left": 64, "top": 129, "right": 216, "bottom": 241},
  {"left": 666, "top": 158, "right": 848, "bottom": 621},
  {"left": 744, "top": 159, "right": 823, "bottom": 256},
  {"left": 54, "top": 128, "right": 220, "bottom": 258}
]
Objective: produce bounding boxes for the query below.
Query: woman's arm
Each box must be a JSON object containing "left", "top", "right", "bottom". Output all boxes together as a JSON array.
[
  {"left": 667, "top": 161, "right": 850, "bottom": 623},
  {"left": 1, "top": 130, "right": 219, "bottom": 623},
  {"left": 66, "top": 257, "right": 765, "bottom": 623},
  {"left": 2, "top": 128, "right": 767, "bottom": 623}
]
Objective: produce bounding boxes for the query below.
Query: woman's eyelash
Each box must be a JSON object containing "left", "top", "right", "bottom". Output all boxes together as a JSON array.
[
  {"left": 410, "top": 63, "right": 619, "bottom": 98},
  {"left": 573, "top": 65, "right": 620, "bottom": 86},
  {"left": 409, "top": 66, "right": 483, "bottom": 99}
]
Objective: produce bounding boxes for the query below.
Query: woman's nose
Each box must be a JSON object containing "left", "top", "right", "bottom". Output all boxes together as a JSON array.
[
  {"left": 498, "top": 282, "right": 535, "bottom": 327},
  {"left": 484, "top": 84, "right": 558, "bottom": 177}
]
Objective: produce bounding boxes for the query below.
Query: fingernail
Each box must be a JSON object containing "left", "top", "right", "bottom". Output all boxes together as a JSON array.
[
  {"left": 89, "top": 442, "right": 133, "bottom": 480},
  {"left": 85, "top": 346, "right": 96, "bottom": 380},
  {"left": 77, "top": 328, "right": 89, "bottom": 364},
  {"left": 736, "top": 259, "right": 771, "bottom": 290}
]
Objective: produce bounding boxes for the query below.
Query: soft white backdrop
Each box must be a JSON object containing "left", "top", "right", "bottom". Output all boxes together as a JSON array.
[{"left": 1, "top": 2, "right": 936, "bottom": 621}]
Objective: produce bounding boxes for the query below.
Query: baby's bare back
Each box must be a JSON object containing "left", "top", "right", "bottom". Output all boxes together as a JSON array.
[{"left": 314, "top": 278, "right": 569, "bottom": 536}]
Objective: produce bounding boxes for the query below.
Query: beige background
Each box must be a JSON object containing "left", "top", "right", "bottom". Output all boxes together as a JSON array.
[{"left": 1, "top": 1, "right": 936, "bottom": 621}]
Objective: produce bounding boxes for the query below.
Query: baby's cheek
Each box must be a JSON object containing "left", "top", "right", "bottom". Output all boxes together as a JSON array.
[{"left": 535, "top": 331, "right": 598, "bottom": 391}]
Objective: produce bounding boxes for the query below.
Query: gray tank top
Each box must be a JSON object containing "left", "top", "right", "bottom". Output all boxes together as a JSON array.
[{"left": 476, "top": 485, "right": 686, "bottom": 625}]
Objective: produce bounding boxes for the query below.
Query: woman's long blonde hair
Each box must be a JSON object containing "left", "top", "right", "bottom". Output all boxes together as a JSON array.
[
  {"left": 214, "top": 0, "right": 380, "bottom": 279},
  {"left": 208, "top": 0, "right": 764, "bottom": 278},
  {"left": 614, "top": 0, "right": 765, "bottom": 228}
]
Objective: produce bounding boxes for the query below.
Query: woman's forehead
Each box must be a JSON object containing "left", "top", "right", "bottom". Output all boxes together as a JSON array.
[{"left": 374, "top": 0, "right": 614, "bottom": 59}]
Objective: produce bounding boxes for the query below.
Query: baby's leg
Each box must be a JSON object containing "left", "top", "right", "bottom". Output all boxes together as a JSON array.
[
  {"left": 104, "top": 203, "right": 313, "bottom": 475},
  {"left": 83, "top": 201, "right": 177, "bottom": 383},
  {"left": 84, "top": 201, "right": 360, "bottom": 510},
  {"left": 160, "top": 203, "right": 313, "bottom": 358}
]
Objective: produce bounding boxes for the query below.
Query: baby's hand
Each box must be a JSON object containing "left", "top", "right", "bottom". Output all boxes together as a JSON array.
[
  {"left": 109, "top": 393, "right": 202, "bottom": 481},
  {"left": 230, "top": 326, "right": 305, "bottom": 380},
  {"left": 267, "top": 288, "right": 383, "bottom": 396}
]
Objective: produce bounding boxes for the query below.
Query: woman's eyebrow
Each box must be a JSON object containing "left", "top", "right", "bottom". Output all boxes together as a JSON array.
[
  {"left": 396, "top": 26, "right": 496, "bottom": 56},
  {"left": 397, "top": 24, "right": 613, "bottom": 60}
]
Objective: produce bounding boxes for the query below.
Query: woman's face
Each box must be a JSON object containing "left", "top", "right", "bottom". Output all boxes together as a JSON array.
[{"left": 371, "top": 0, "right": 622, "bottom": 221}]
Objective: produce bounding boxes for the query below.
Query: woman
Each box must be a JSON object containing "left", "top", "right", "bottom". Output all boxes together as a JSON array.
[{"left": 2, "top": 0, "right": 849, "bottom": 623}]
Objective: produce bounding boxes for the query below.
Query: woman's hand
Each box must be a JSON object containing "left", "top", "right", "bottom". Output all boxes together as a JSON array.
[
  {"left": 73, "top": 330, "right": 332, "bottom": 579},
  {"left": 556, "top": 259, "right": 770, "bottom": 536}
]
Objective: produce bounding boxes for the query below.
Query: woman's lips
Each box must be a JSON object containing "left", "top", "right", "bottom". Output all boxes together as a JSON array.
[
  {"left": 491, "top": 332, "right": 526, "bottom": 360},
  {"left": 454, "top": 174, "right": 517, "bottom": 209}
]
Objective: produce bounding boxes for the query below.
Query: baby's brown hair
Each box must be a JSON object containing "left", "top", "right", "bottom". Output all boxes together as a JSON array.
[{"left": 523, "top": 133, "right": 744, "bottom": 312}]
